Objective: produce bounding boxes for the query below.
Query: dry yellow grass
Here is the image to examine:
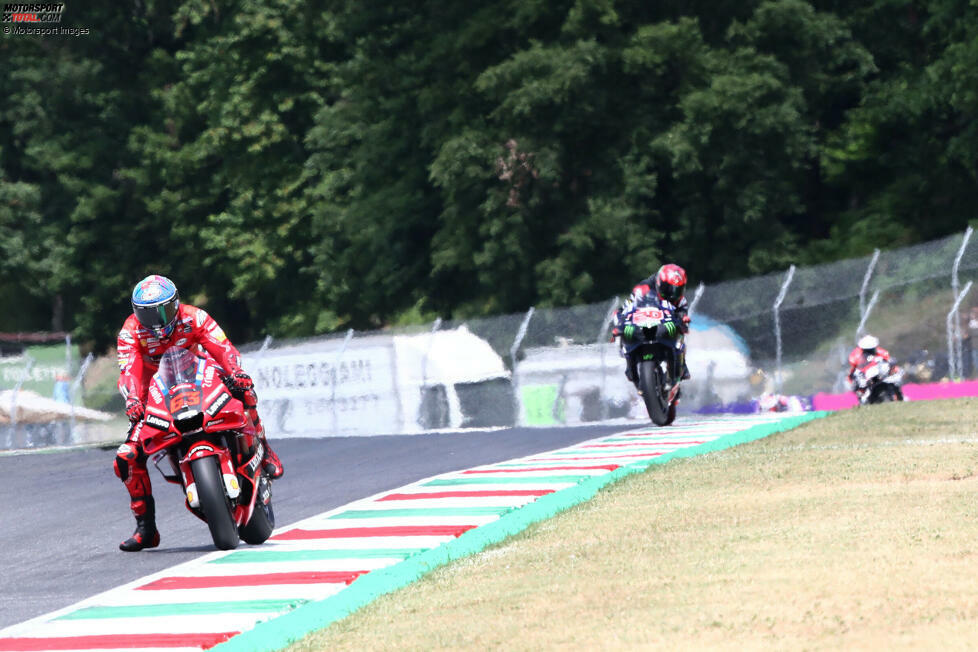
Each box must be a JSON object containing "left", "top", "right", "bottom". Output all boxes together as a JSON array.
[{"left": 291, "top": 399, "right": 978, "bottom": 650}]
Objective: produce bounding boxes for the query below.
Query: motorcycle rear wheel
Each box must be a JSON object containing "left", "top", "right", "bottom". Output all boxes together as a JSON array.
[
  {"left": 192, "top": 456, "right": 240, "bottom": 550},
  {"left": 240, "top": 475, "right": 275, "bottom": 545},
  {"left": 639, "top": 359, "right": 671, "bottom": 426}
]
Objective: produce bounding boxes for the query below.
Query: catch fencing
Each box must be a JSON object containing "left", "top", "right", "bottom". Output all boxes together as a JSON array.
[
  {"left": 2, "top": 227, "right": 977, "bottom": 449},
  {"left": 0, "top": 335, "right": 114, "bottom": 450}
]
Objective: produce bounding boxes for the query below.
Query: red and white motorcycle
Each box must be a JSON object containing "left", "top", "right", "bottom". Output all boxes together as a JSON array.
[
  {"left": 852, "top": 353, "right": 905, "bottom": 405},
  {"left": 141, "top": 347, "right": 274, "bottom": 550}
]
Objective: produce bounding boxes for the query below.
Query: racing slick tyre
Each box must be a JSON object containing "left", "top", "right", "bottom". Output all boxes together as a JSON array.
[
  {"left": 665, "top": 400, "right": 677, "bottom": 426},
  {"left": 868, "top": 384, "right": 898, "bottom": 404},
  {"left": 639, "top": 359, "right": 671, "bottom": 426},
  {"left": 240, "top": 474, "right": 275, "bottom": 545},
  {"left": 192, "top": 456, "right": 240, "bottom": 550}
]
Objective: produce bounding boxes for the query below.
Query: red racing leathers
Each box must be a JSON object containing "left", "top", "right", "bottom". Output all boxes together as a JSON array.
[
  {"left": 847, "top": 346, "right": 892, "bottom": 387},
  {"left": 846, "top": 345, "right": 904, "bottom": 403},
  {"left": 114, "top": 304, "right": 255, "bottom": 521}
]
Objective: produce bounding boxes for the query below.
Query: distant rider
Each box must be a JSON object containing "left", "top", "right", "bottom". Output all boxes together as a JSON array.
[
  {"left": 114, "top": 274, "right": 284, "bottom": 551},
  {"left": 612, "top": 263, "right": 692, "bottom": 384},
  {"left": 847, "top": 334, "right": 904, "bottom": 401}
]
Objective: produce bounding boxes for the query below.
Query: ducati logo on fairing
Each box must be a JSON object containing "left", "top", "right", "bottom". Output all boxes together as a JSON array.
[
  {"left": 205, "top": 392, "right": 231, "bottom": 416},
  {"left": 248, "top": 442, "right": 265, "bottom": 474}
]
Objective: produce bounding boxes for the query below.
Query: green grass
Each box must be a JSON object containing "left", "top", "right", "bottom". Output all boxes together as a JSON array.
[{"left": 290, "top": 399, "right": 978, "bottom": 650}]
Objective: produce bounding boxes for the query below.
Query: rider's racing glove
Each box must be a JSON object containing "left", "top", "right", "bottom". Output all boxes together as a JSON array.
[
  {"left": 125, "top": 398, "right": 145, "bottom": 424},
  {"left": 226, "top": 371, "right": 254, "bottom": 393},
  {"left": 225, "top": 371, "right": 258, "bottom": 408}
]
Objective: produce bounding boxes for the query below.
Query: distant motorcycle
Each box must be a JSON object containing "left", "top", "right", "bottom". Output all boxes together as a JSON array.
[
  {"left": 618, "top": 304, "right": 686, "bottom": 426},
  {"left": 140, "top": 347, "right": 275, "bottom": 550},
  {"left": 852, "top": 356, "right": 905, "bottom": 405}
]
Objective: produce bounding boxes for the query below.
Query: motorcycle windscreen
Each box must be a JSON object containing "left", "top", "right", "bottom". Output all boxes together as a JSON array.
[{"left": 156, "top": 347, "right": 201, "bottom": 388}]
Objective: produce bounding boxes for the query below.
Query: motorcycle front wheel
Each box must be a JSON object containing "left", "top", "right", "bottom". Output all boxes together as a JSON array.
[
  {"left": 639, "top": 359, "right": 672, "bottom": 426},
  {"left": 192, "top": 456, "right": 240, "bottom": 550}
]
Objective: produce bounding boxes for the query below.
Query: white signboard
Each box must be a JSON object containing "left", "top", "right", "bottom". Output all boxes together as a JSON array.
[
  {"left": 241, "top": 326, "right": 512, "bottom": 438},
  {"left": 245, "top": 342, "right": 400, "bottom": 437}
]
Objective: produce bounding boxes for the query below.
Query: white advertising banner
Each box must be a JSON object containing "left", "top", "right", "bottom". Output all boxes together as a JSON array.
[{"left": 244, "top": 340, "right": 401, "bottom": 437}]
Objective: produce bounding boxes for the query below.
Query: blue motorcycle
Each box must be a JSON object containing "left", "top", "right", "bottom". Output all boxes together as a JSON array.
[{"left": 618, "top": 304, "right": 686, "bottom": 426}]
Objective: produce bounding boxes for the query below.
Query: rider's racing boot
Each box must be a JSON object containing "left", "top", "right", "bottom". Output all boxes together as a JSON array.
[
  {"left": 254, "top": 416, "right": 284, "bottom": 480},
  {"left": 262, "top": 441, "right": 285, "bottom": 480},
  {"left": 120, "top": 496, "right": 160, "bottom": 552}
]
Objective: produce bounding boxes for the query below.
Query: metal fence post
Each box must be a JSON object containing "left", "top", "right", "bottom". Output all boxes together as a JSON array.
[
  {"left": 856, "top": 289, "right": 880, "bottom": 339},
  {"left": 859, "top": 249, "right": 880, "bottom": 321},
  {"left": 687, "top": 283, "right": 705, "bottom": 317},
  {"left": 773, "top": 265, "right": 796, "bottom": 393},
  {"left": 510, "top": 307, "right": 535, "bottom": 425},
  {"left": 948, "top": 281, "right": 973, "bottom": 381},
  {"left": 417, "top": 318, "right": 444, "bottom": 430},
  {"left": 597, "top": 296, "right": 620, "bottom": 421},
  {"left": 10, "top": 355, "right": 34, "bottom": 448},
  {"left": 69, "top": 352, "right": 94, "bottom": 444},
  {"left": 420, "top": 318, "right": 442, "bottom": 390},
  {"left": 950, "top": 226, "right": 973, "bottom": 378}
]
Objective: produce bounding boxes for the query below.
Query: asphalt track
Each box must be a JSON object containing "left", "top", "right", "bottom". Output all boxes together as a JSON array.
[{"left": 0, "top": 424, "right": 625, "bottom": 629}]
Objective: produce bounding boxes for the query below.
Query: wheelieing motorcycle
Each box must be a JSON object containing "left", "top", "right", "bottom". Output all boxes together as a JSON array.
[
  {"left": 617, "top": 304, "right": 686, "bottom": 426},
  {"left": 140, "top": 347, "right": 274, "bottom": 550},
  {"left": 852, "top": 355, "right": 905, "bottom": 405}
]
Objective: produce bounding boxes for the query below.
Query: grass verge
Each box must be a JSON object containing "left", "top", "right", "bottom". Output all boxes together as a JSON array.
[{"left": 291, "top": 400, "right": 978, "bottom": 650}]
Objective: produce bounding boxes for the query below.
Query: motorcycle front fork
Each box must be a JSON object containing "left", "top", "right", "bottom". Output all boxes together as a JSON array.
[{"left": 627, "top": 352, "right": 682, "bottom": 387}]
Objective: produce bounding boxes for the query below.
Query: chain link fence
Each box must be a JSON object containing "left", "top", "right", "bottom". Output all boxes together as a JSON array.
[
  {"left": 2, "top": 228, "right": 976, "bottom": 450},
  {"left": 0, "top": 335, "right": 121, "bottom": 450}
]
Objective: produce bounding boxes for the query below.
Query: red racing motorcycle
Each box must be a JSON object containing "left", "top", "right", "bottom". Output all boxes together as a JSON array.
[
  {"left": 141, "top": 347, "right": 274, "bottom": 550},
  {"left": 852, "top": 355, "right": 905, "bottom": 405}
]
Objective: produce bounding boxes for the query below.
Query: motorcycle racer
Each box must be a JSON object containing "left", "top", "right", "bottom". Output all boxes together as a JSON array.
[
  {"left": 847, "top": 334, "right": 905, "bottom": 402},
  {"left": 114, "top": 274, "right": 284, "bottom": 552},
  {"left": 612, "top": 263, "right": 692, "bottom": 384}
]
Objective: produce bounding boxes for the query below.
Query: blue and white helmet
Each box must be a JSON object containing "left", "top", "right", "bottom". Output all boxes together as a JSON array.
[{"left": 131, "top": 275, "right": 180, "bottom": 337}]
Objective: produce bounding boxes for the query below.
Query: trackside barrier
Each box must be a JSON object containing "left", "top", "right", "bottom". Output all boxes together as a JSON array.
[
  {"left": 3, "top": 228, "right": 978, "bottom": 449},
  {"left": 813, "top": 380, "right": 978, "bottom": 411},
  {"left": 0, "top": 336, "right": 115, "bottom": 450},
  {"left": 232, "top": 228, "right": 978, "bottom": 440}
]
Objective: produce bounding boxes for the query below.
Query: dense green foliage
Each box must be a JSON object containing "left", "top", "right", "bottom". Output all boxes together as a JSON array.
[{"left": 1, "top": 0, "right": 975, "bottom": 349}]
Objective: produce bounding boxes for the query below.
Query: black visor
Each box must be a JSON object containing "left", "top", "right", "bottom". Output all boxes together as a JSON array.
[
  {"left": 659, "top": 282, "right": 684, "bottom": 304},
  {"left": 133, "top": 299, "right": 178, "bottom": 329}
]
